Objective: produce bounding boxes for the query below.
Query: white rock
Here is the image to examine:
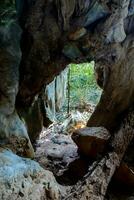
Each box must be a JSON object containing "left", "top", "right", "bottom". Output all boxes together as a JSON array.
[{"left": 0, "top": 150, "right": 60, "bottom": 200}]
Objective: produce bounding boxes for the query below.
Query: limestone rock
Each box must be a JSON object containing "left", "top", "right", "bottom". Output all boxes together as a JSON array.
[
  {"left": 0, "top": 111, "right": 34, "bottom": 158},
  {"left": 0, "top": 21, "right": 21, "bottom": 115},
  {"left": 114, "top": 162, "right": 134, "bottom": 187},
  {"left": 72, "top": 127, "right": 110, "bottom": 157},
  {"left": 62, "top": 43, "right": 82, "bottom": 60},
  {"left": 68, "top": 27, "right": 87, "bottom": 41},
  {"left": 125, "top": 15, "right": 134, "bottom": 34},
  {"left": 74, "top": 1, "right": 109, "bottom": 27},
  {"left": 0, "top": 21, "right": 34, "bottom": 158},
  {"left": 103, "top": 0, "right": 130, "bottom": 43},
  {"left": 19, "top": 97, "right": 43, "bottom": 143},
  {"left": 55, "top": 0, "right": 76, "bottom": 31},
  {"left": 36, "top": 133, "right": 78, "bottom": 168},
  {"left": 42, "top": 68, "right": 69, "bottom": 122},
  {"left": 128, "top": 0, "right": 134, "bottom": 16},
  {"left": 55, "top": 68, "right": 69, "bottom": 112},
  {"left": 0, "top": 150, "right": 60, "bottom": 200}
]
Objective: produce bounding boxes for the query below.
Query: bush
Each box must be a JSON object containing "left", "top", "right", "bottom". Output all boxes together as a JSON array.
[{"left": 68, "top": 62, "right": 102, "bottom": 107}]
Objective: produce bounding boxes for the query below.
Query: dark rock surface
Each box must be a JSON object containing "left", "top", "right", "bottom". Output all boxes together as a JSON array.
[
  {"left": 0, "top": 20, "right": 34, "bottom": 158},
  {"left": 72, "top": 127, "right": 110, "bottom": 157},
  {"left": 14, "top": 0, "right": 134, "bottom": 134},
  {"left": 19, "top": 97, "right": 43, "bottom": 143},
  {"left": 0, "top": 21, "right": 21, "bottom": 115}
]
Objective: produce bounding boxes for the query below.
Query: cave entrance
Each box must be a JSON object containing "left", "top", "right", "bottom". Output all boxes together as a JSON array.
[
  {"left": 44, "top": 61, "right": 102, "bottom": 128},
  {"left": 67, "top": 62, "right": 101, "bottom": 113},
  {"left": 36, "top": 61, "right": 102, "bottom": 185},
  {"left": 55, "top": 61, "right": 102, "bottom": 126}
]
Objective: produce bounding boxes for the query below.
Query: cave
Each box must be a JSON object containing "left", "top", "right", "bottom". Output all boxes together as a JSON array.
[
  {"left": 0, "top": 0, "right": 134, "bottom": 200},
  {"left": 43, "top": 61, "right": 101, "bottom": 123}
]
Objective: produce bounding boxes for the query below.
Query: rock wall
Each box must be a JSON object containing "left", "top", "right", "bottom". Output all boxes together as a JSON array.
[
  {"left": 19, "top": 97, "right": 44, "bottom": 143},
  {"left": 0, "top": 21, "right": 34, "bottom": 157},
  {"left": 43, "top": 67, "right": 69, "bottom": 122},
  {"left": 16, "top": 0, "right": 110, "bottom": 107}
]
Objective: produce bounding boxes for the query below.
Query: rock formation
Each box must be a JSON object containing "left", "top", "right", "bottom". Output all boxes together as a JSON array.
[
  {"left": 0, "top": 149, "right": 60, "bottom": 200},
  {"left": 43, "top": 67, "right": 69, "bottom": 122},
  {"left": 15, "top": 0, "right": 134, "bottom": 132},
  {"left": 0, "top": 0, "right": 134, "bottom": 199}
]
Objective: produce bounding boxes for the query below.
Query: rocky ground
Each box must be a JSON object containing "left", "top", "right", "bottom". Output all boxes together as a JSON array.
[
  {"left": 35, "top": 110, "right": 91, "bottom": 184},
  {"left": 34, "top": 108, "right": 134, "bottom": 200},
  {"left": 1, "top": 105, "right": 134, "bottom": 199}
]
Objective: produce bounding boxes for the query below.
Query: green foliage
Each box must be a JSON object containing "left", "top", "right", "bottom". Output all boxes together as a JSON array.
[{"left": 68, "top": 62, "right": 102, "bottom": 107}]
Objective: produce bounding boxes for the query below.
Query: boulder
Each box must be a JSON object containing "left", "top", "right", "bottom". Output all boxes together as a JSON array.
[
  {"left": 72, "top": 127, "right": 110, "bottom": 157},
  {"left": 68, "top": 27, "right": 87, "bottom": 41},
  {"left": 0, "top": 112, "right": 34, "bottom": 158},
  {"left": 0, "top": 150, "right": 60, "bottom": 200}
]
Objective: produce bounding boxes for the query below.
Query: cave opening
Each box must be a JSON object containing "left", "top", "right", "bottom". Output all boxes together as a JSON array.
[
  {"left": 35, "top": 61, "right": 102, "bottom": 186},
  {"left": 64, "top": 61, "right": 102, "bottom": 117},
  {"left": 44, "top": 61, "right": 102, "bottom": 125}
]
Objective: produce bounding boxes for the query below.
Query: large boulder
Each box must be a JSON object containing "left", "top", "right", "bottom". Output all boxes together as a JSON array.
[
  {"left": 0, "top": 150, "right": 60, "bottom": 200},
  {"left": 72, "top": 127, "right": 110, "bottom": 157}
]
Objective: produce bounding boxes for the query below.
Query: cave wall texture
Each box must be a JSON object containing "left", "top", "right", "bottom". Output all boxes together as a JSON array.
[
  {"left": 0, "top": 0, "right": 134, "bottom": 157},
  {"left": 43, "top": 67, "right": 69, "bottom": 122}
]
